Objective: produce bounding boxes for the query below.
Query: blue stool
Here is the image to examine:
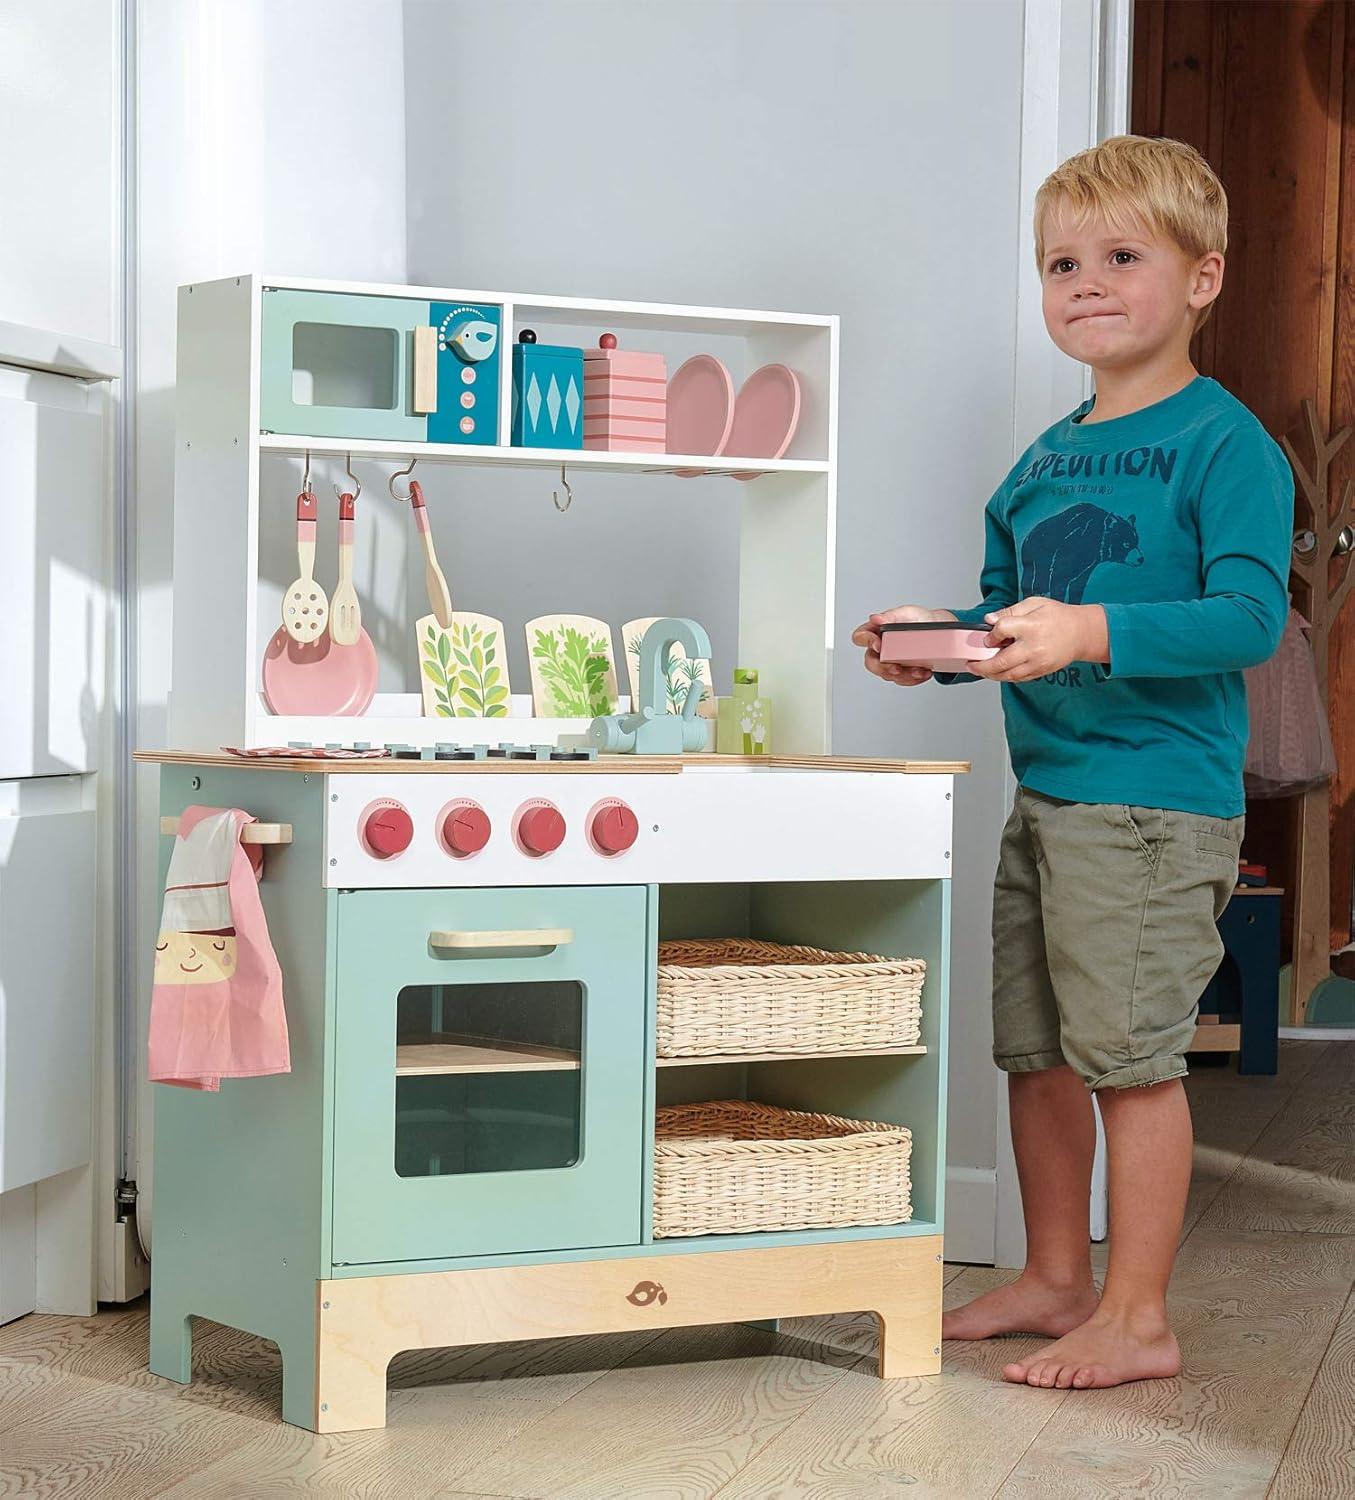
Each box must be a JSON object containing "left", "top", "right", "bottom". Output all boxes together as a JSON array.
[{"left": 1199, "top": 887, "right": 1282, "bottom": 1074}]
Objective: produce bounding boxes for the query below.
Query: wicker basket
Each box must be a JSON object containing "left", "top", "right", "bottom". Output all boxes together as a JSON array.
[
  {"left": 652, "top": 1099, "right": 912, "bottom": 1238},
  {"left": 656, "top": 939, "right": 924, "bottom": 1058}
]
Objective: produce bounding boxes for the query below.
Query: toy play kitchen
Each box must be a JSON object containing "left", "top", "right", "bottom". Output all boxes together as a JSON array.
[{"left": 141, "top": 275, "right": 964, "bottom": 1432}]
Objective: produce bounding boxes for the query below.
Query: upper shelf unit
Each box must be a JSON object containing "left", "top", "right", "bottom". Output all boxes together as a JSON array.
[
  {"left": 254, "top": 275, "right": 836, "bottom": 469},
  {"left": 168, "top": 275, "right": 839, "bottom": 756}
]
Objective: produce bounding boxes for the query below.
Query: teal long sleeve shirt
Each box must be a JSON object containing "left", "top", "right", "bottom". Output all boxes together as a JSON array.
[{"left": 944, "top": 376, "right": 1293, "bottom": 817}]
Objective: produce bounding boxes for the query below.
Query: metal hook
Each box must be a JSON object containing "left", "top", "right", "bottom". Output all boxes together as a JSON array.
[
  {"left": 388, "top": 457, "right": 417, "bottom": 502},
  {"left": 553, "top": 464, "right": 573, "bottom": 513},
  {"left": 302, "top": 449, "right": 312, "bottom": 494},
  {"left": 334, "top": 452, "right": 362, "bottom": 501}
]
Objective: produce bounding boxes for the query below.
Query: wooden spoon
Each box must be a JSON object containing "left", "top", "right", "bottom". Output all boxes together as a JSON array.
[
  {"left": 330, "top": 491, "right": 362, "bottom": 646},
  {"left": 282, "top": 490, "right": 328, "bottom": 642},
  {"left": 410, "top": 480, "right": 452, "bottom": 627}
]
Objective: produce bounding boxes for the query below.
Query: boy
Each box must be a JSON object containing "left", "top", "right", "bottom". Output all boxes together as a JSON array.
[{"left": 854, "top": 136, "right": 1292, "bottom": 1390}]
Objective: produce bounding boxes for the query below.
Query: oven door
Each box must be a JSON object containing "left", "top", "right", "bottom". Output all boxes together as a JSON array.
[
  {"left": 260, "top": 289, "right": 430, "bottom": 442},
  {"left": 329, "top": 884, "right": 649, "bottom": 1266}
]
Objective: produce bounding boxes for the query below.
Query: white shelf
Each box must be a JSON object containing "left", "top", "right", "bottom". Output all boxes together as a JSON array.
[
  {"left": 258, "top": 433, "right": 828, "bottom": 479},
  {"left": 396, "top": 1035, "right": 580, "bottom": 1075}
]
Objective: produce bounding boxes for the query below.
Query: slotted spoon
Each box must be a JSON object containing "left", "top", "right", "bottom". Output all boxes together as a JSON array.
[{"left": 282, "top": 490, "right": 328, "bottom": 642}]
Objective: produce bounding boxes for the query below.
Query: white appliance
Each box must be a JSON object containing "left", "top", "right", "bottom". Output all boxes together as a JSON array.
[{"left": 0, "top": 323, "right": 118, "bottom": 1322}]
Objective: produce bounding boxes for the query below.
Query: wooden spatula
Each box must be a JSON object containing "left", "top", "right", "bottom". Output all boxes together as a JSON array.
[
  {"left": 330, "top": 491, "right": 362, "bottom": 646},
  {"left": 410, "top": 480, "right": 452, "bottom": 627}
]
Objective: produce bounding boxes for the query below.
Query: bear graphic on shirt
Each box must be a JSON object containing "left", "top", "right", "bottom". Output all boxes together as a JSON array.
[{"left": 1019, "top": 503, "right": 1144, "bottom": 605}]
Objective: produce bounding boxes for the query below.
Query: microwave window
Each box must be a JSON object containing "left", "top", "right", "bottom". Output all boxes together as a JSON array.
[{"left": 291, "top": 322, "right": 399, "bottom": 410}]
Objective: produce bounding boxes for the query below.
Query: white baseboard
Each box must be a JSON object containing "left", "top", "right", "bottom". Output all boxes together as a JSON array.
[{"left": 944, "top": 1166, "right": 997, "bottom": 1265}]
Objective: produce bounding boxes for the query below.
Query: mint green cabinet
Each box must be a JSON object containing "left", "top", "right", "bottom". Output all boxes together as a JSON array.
[{"left": 330, "top": 884, "right": 649, "bottom": 1265}]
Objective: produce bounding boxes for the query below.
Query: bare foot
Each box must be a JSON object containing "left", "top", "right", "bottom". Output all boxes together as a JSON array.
[
  {"left": 1002, "top": 1308, "right": 1181, "bottom": 1389},
  {"left": 943, "top": 1272, "right": 1100, "bottom": 1341}
]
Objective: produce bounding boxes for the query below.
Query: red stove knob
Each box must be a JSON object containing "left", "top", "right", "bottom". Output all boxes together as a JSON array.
[
  {"left": 440, "top": 801, "right": 491, "bottom": 858},
  {"left": 361, "top": 802, "right": 413, "bottom": 859},
  {"left": 591, "top": 802, "right": 638, "bottom": 855},
  {"left": 517, "top": 802, "right": 566, "bottom": 856}
]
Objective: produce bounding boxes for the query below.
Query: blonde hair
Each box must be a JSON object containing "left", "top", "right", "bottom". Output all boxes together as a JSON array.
[{"left": 1035, "top": 135, "right": 1228, "bottom": 325}]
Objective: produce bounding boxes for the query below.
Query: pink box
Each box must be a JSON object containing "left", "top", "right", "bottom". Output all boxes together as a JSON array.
[
  {"left": 583, "top": 395, "right": 666, "bottom": 422},
  {"left": 878, "top": 622, "right": 1000, "bottom": 674},
  {"left": 582, "top": 336, "right": 667, "bottom": 451}
]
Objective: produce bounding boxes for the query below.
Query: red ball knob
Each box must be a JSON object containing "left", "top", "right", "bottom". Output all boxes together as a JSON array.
[
  {"left": 517, "top": 803, "right": 566, "bottom": 856},
  {"left": 591, "top": 802, "right": 638, "bottom": 855},
  {"left": 441, "top": 803, "right": 491, "bottom": 857},
  {"left": 599, "top": 332, "right": 618, "bottom": 349},
  {"left": 362, "top": 803, "right": 413, "bottom": 858}
]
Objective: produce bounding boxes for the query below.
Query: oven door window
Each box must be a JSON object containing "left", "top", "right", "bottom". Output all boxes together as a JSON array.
[{"left": 394, "top": 980, "right": 582, "bottom": 1178}]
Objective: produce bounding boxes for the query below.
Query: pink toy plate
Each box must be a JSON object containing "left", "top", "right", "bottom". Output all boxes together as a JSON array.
[
  {"left": 667, "top": 355, "right": 735, "bottom": 477},
  {"left": 727, "top": 363, "right": 802, "bottom": 480},
  {"left": 261, "top": 625, "right": 378, "bottom": 716},
  {"left": 879, "top": 622, "right": 1001, "bottom": 674}
]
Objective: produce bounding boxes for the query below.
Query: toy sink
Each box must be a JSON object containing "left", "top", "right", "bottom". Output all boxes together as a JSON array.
[{"left": 879, "top": 621, "right": 1000, "bottom": 673}]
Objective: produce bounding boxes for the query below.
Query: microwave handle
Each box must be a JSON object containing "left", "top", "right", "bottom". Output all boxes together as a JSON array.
[
  {"left": 429, "top": 927, "right": 574, "bottom": 951},
  {"left": 412, "top": 325, "right": 438, "bottom": 414}
]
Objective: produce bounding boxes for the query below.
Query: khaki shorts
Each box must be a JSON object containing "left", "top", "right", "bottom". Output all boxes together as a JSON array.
[{"left": 992, "top": 787, "right": 1243, "bottom": 1091}]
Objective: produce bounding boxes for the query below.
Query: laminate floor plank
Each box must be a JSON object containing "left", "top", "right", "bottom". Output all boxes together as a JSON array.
[
  {"left": 3, "top": 1043, "right": 1354, "bottom": 1497},
  {"left": 720, "top": 1269, "right": 1061, "bottom": 1498},
  {"left": 993, "top": 1230, "right": 1355, "bottom": 1498},
  {"left": 451, "top": 1321, "right": 859, "bottom": 1499},
  {"left": 1268, "top": 1282, "right": 1355, "bottom": 1499},
  {"left": 0, "top": 1363, "right": 273, "bottom": 1499},
  {"left": 1195, "top": 1088, "right": 1355, "bottom": 1236}
]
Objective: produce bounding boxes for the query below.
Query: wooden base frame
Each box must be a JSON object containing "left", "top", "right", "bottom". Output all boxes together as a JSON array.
[{"left": 301, "top": 1236, "right": 942, "bottom": 1432}]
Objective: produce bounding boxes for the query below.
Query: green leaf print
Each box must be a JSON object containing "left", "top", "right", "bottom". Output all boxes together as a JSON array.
[
  {"left": 449, "top": 621, "right": 508, "bottom": 719},
  {"left": 533, "top": 626, "right": 612, "bottom": 716}
]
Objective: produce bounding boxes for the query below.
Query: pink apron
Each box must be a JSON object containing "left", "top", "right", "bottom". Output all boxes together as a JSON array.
[{"left": 149, "top": 806, "right": 290, "bottom": 1091}]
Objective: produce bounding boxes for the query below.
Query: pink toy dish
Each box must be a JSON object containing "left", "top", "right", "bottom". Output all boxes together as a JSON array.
[
  {"left": 727, "top": 363, "right": 801, "bottom": 478},
  {"left": 261, "top": 625, "right": 378, "bottom": 716},
  {"left": 667, "top": 354, "right": 735, "bottom": 475},
  {"left": 878, "top": 621, "right": 1001, "bottom": 674}
]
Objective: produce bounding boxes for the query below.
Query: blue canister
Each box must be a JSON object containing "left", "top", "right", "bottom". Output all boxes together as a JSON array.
[{"left": 511, "top": 331, "right": 584, "bottom": 448}]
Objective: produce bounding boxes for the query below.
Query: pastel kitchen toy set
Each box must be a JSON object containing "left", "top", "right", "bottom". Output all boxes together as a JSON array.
[{"left": 143, "top": 274, "right": 962, "bottom": 1433}]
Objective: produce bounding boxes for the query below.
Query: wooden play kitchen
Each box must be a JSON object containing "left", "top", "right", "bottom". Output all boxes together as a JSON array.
[{"left": 143, "top": 274, "right": 964, "bottom": 1432}]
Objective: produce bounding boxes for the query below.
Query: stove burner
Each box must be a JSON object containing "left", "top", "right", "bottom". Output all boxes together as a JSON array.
[{"left": 280, "top": 739, "right": 598, "bottom": 763}]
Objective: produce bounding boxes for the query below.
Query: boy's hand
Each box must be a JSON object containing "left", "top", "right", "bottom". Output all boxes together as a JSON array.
[
  {"left": 970, "top": 599, "right": 1109, "bottom": 683},
  {"left": 852, "top": 605, "right": 958, "bottom": 687}
]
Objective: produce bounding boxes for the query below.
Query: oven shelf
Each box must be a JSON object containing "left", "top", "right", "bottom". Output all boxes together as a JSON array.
[
  {"left": 395, "top": 1034, "right": 581, "bottom": 1076},
  {"left": 656, "top": 1045, "right": 928, "bottom": 1067}
]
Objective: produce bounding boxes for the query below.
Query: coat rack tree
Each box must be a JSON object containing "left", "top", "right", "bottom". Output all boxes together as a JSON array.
[{"left": 1281, "top": 400, "right": 1355, "bottom": 1023}]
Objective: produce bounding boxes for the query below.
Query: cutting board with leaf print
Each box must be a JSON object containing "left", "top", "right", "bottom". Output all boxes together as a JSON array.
[
  {"left": 525, "top": 614, "right": 619, "bottom": 718},
  {"left": 622, "top": 617, "right": 716, "bottom": 717},
  {"left": 419, "top": 612, "right": 512, "bottom": 719}
]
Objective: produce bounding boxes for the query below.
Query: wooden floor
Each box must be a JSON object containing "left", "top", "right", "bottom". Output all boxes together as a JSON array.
[{"left": 2, "top": 1039, "right": 1352, "bottom": 1498}]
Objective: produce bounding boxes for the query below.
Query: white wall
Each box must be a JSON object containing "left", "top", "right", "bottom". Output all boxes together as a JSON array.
[
  {"left": 403, "top": 0, "right": 1023, "bottom": 1258},
  {"left": 132, "top": 0, "right": 409, "bottom": 1246},
  {"left": 0, "top": 0, "right": 120, "bottom": 345},
  {"left": 0, "top": 0, "right": 121, "bottom": 1317}
]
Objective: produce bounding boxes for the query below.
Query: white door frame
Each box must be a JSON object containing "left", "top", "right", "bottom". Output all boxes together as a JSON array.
[{"left": 993, "top": 0, "right": 1132, "bottom": 1269}]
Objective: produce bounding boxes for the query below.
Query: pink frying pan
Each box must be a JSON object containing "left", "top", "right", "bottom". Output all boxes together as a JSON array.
[{"left": 261, "top": 626, "right": 378, "bottom": 716}]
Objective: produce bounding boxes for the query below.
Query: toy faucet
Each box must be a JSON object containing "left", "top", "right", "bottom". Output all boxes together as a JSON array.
[{"left": 588, "top": 618, "right": 712, "bottom": 754}]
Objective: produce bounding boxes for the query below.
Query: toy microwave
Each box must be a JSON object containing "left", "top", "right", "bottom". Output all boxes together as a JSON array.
[{"left": 259, "top": 288, "right": 502, "bottom": 445}]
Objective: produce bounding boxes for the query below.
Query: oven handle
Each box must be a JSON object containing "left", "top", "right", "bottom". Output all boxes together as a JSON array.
[{"left": 429, "top": 927, "right": 573, "bottom": 952}]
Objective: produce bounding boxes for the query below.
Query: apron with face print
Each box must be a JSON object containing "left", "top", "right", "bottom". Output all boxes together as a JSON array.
[{"left": 149, "top": 806, "right": 290, "bottom": 1091}]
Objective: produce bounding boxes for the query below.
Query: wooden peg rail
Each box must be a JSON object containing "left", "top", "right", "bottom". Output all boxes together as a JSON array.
[{"left": 159, "top": 817, "right": 293, "bottom": 844}]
